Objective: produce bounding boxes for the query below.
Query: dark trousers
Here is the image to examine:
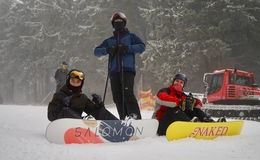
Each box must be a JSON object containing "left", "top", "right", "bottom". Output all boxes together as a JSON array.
[
  {"left": 110, "top": 72, "right": 141, "bottom": 120},
  {"left": 57, "top": 107, "right": 82, "bottom": 119},
  {"left": 91, "top": 107, "right": 118, "bottom": 120},
  {"left": 57, "top": 107, "right": 118, "bottom": 121},
  {"left": 157, "top": 107, "right": 208, "bottom": 135}
]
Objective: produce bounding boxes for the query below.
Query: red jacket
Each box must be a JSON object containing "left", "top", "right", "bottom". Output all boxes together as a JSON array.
[{"left": 153, "top": 85, "right": 202, "bottom": 120}]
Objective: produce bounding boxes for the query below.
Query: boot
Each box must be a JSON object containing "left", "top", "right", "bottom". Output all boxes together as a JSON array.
[
  {"left": 191, "top": 117, "right": 200, "bottom": 122},
  {"left": 125, "top": 113, "right": 138, "bottom": 120},
  {"left": 202, "top": 116, "right": 215, "bottom": 122},
  {"left": 217, "top": 117, "right": 227, "bottom": 122}
]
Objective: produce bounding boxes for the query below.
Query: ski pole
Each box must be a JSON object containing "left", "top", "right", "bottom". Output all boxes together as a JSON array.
[
  {"left": 103, "top": 74, "right": 109, "bottom": 103},
  {"left": 121, "top": 57, "right": 125, "bottom": 119},
  {"left": 103, "top": 55, "right": 111, "bottom": 103},
  {"left": 40, "top": 88, "right": 55, "bottom": 105}
]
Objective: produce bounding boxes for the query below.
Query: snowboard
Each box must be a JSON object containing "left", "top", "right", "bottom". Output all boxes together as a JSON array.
[
  {"left": 45, "top": 118, "right": 159, "bottom": 144},
  {"left": 166, "top": 121, "right": 244, "bottom": 141}
]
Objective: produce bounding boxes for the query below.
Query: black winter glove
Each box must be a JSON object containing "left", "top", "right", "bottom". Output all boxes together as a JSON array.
[
  {"left": 185, "top": 93, "right": 198, "bottom": 111},
  {"left": 106, "top": 46, "right": 117, "bottom": 56},
  {"left": 91, "top": 94, "right": 104, "bottom": 107},
  {"left": 185, "top": 98, "right": 197, "bottom": 111},
  {"left": 179, "top": 100, "right": 186, "bottom": 111},
  {"left": 117, "top": 45, "right": 128, "bottom": 55},
  {"left": 179, "top": 93, "right": 197, "bottom": 111}
]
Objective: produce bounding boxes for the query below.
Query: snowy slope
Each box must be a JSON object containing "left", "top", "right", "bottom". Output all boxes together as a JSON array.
[{"left": 0, "top": 105, "right": 260, "bottom": 160}]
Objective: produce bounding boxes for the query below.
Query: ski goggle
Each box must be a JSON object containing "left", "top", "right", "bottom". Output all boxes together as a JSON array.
[
  {"left": 70, "top": 70, "right": 84, "bottom": 80},
  {"left": 111, "top": 12, "right": 127, "bottom": 21},
  {"left": 114, "top": 19, "right": 124, "bottom": 22}
]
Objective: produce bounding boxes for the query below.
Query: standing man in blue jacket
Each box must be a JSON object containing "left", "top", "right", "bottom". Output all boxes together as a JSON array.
[{"left": 94, "top": 12, "right": 145, "bottom": 120}]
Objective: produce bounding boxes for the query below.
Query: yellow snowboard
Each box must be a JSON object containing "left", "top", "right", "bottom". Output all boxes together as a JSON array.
[{"left": 166, "top": 121, "right": 244, "bottom": 141}]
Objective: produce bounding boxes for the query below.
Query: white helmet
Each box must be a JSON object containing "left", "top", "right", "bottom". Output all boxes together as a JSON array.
[{"left": 111, "top": 12, "right": 127, "bottom": 26}]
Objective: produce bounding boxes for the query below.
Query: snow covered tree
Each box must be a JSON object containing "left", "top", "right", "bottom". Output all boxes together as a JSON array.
[
  {"left": 0, "top": 0, "right": 260, "bottom": 104},
  {"left": 139, "top": 0, "right": 260, "bottom": 92},
  {"left": 0, "top": 0, "right": 107, "bottom": 103}
]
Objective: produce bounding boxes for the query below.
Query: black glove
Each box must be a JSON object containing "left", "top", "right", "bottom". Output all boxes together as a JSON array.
[
  {"left": 91, "top": 94, "right": 104, "bottom": 106},
  {"left": 117, "top": 45, "right": 128, "bottom": 55},
  {"left": 186, "top": 97, "right": 197, "bottom": 111},
  {"left": 106, "top": 46, "right": 117, "bottom": 56},
  {"left": 179, "top": 93, "right": 197, "bottom": 111},
  {"left": 179, "top": 100, "right": 186, "bottom": 111}
]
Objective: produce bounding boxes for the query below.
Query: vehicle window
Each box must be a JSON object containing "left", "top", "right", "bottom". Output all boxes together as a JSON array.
[
  {"left": 234, "top": 75, "right": 251, "bottom": 86},
  {"left": 208, "top": 74, "right": 223, "bottom": 94}
]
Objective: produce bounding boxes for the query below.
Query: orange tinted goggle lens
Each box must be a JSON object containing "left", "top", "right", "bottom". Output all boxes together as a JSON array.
[
  {"left": 114, "top": 19, "right": 124, "bottom": 22},
  {"left": 70, "top": 71, "right": 84, "bottom": 80}
]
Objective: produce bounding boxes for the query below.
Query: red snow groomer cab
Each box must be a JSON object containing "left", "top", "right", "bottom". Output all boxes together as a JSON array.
[
  {"left": 203, "top": 69, "right": 260, "bottom": 120},
  {"left": 203, "top": 69, "right": 260, "bottom": 105}
]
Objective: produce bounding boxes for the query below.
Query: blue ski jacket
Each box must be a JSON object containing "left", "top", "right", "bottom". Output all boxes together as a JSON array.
[{"left": 94, "top": 28, "right": 145, "bottom": 75}]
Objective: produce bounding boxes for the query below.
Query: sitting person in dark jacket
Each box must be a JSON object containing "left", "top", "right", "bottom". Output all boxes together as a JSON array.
[{"left": 48, "top": 69, "right": 118, "bottom": 121}]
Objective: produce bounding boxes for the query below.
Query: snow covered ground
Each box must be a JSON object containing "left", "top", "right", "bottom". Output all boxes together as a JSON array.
[{"left": 0, "top": 104, "right": 260, "bottom": 160}]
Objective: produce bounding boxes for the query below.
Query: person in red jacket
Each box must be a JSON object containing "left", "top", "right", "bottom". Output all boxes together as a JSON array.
[{"left": 152, "top": 73, "right": 225, "bottom": 135}]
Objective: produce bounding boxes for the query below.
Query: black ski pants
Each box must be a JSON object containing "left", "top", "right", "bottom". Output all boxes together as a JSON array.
[
  {"left": 57, "top": 107, "right": 118, "bottom": 121},
  {"left": 110, "top": 72, "right": 141, "bottom": 120},
  {"left": 157, "top": 107, "right": 208, "bottom": 135}
]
